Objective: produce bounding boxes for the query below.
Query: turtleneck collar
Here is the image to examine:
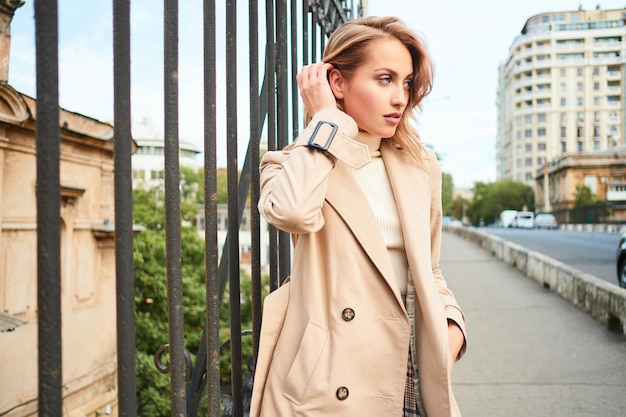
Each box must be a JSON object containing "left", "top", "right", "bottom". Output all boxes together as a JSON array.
[{"left": 354, "top": 131, "right": 382, "bottom": 157}]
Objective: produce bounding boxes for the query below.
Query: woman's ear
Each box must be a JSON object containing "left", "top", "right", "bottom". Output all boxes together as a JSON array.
[{"left": 328, "top": 68, "right": 345, "bottom": 100}]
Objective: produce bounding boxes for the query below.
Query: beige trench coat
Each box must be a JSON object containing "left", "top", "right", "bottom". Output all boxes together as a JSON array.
[{"left": 251, "top": 109, "right": 467, "bottom": 417}]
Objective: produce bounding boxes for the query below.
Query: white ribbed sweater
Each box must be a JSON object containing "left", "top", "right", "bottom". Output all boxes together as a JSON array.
[{"left": 349, "top": 132, "right": 409, "bottom": 295}]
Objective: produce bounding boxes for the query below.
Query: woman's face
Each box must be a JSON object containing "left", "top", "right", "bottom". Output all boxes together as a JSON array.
[{"left": 331, "top": 37, "right": 413, "bottom": 138}]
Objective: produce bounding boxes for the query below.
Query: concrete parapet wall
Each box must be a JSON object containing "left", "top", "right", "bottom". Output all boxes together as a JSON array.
[
  {"left": 445, "top": 226, "right": 626, "bottom": 335},
  {"left": 561, "top": 223, "right": 626, "bottom": 233}
]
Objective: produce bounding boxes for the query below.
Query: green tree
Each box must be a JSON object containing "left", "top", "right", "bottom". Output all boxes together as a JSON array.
[
  {"left": 441, "top": 172, "right": 453, "bottom": 216},
  {"left": 572, "top": 183, "right": 609, "bottom": 223},
  {"left": 133, "top": 187, "right": 208, "bottom": 416},
  {"left": 449, "top": 195, "right": 467, "bottom": 221},
  {"left": 467, "top": 180, "right": 534, "bottom": 226},
  {"left": 573, "top": 184, "right": 599, "bottom": 206},
  {"left": 133, "top": 175, "right": 265, "bottom": 415}
]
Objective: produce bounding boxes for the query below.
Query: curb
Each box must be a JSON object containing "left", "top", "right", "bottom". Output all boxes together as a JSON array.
[{"left": 445, "top": 226, "right": 626, "bottom": 336}]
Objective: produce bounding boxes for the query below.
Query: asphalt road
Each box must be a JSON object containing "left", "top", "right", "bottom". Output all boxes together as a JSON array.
[{"left": 478, "top": 227, "right": 621, "bottom": 286}]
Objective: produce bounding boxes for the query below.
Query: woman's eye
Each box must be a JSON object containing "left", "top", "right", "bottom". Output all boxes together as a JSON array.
[
  {"left": 379, "top": 76, "right": 392, "bottom": 84},
  {"left": 403, "top": 80, "right": 412, "bottom": 89}
]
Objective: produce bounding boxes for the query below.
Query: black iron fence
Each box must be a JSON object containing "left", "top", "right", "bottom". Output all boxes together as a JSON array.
[{"left": 35, "top": 0, "right": 359, "bottom": 416}]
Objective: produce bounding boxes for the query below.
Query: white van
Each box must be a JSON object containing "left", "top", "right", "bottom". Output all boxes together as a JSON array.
[
  {"left": 498, "top": 210, "right": 518, "bottom": 228},
  {"left": 514, "top": 211, "right": 535, "bottom": 228}
]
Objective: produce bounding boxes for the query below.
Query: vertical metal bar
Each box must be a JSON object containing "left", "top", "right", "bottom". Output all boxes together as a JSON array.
[
  {"left": 113, "top": 0, "right": 137, "bottom": 415},
  {"left": 275, "top": 0, "right": 291, "bottom": 281},
  {"left": 302, "top": 0, "right": 308, "bottom": 66},
  {"left": 34, "top": 1, "right": 62, "bottom": 415},
  {"left": 249, "top": 0, "right": 262, "bottom": 363},
  {"left": 265, "top": 0, "right": 279, "bottom": 292},
  {"left": 311, "top": 5, "right": 317, "bottom": 63},
  {"left": 290, "top": 0, "right": 299, "bottom": 139},
  {"left": 163, "top": 1, "right": 187, "bottom": 415},
  {"left": 226, "top": 1, "right": 243, "bottom": 415},
  {"left": 202, "top": 0, "right": 220, "bottom": 414}
]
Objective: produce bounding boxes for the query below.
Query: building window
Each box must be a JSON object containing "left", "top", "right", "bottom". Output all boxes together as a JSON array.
[
  {"left": 538, "top": 142, "right": 546, "bottom": 151},
  {"left": 593, "top": 67, "right": 599, "bottom": 76},
  {"left": 538, "top": 128, "right": 546, "bottom": 136},
  {"left": 560, "top": 82, "right": 566, "bottom": 92},
  {"left": 560, "top": 68, "right": 566, "bottom": 76},
  {"left": 560, "top": 126, "right": 567, "bottom": 138},
  {"left": 577, "top": 112, "right": 584, "bottom": 122},
  {"left": 516, "top": 130, "right": 522, "bottom": 139},
  {"left": 561, "top": 98, "right": 567, "bottom": 106},
  {"left": 516, "top": 159, "right": 522, "bottom": 168},
  {"left": 151, "top": 170, "right": 164, "bottom": 180},
  {"left": 537, "top": 157, "right": 544, "bottom": 165},
  {"left": 593, "top": 140, "right": 600, "bottom": 150},
  {"left": 525, "top": 172, "right": 534, "bottom": 181},
  {"left": 594, "top": 111, "right": 600, "bottom": 122},
  {"left": 594, "top": 96, "right": 601, "bottom": 105},
  {"left": 577, "top": 126, "right": 584, "bottom": 138},
  {"left": 593, "top": 125, "right": 600, "bottom": 137},
  {"left": 561, "top": 141, "right": 567, "bottom": 153},
  {"left": 577, "top": 68, "right": 583, "bottom": 76},
  {"left": 525, "top": 129, "right": 532, "bottom": 138},
  {"left": 577, "top": 82, "right": 583, "bottom": 91},
  {"left": 525, "top": 114, "right": 532, "bottom": 124},
  {"left": 525, "top": 158, "right": 533, "bottom": 167},
  {"left": 577, "top": 97, "right": 583, "bottom": 106},
  {"left": 132, "top": 169, "right": 145, "bottom": 179},
  {"left": 537, "top": 113, "right": 546, "bottom": 123},
  {"left": 593, "top": 82, "right": 600, "bottom": 90},
  {"left": 560, "top": 112, "right": 567, "bottom": 123},
  {"left": 577, "top": 141, "right": 583, "bottom": 152},
  {"left": 584, "top": 175, "right": 597, "bottom": 194},
  {"left": 525, "top": 143, "right": 532, "bottom": 152}
]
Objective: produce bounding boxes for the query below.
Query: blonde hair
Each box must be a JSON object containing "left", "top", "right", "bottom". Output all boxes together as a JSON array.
[{"left": 313, "top": 16, "right": 434, "bottom": 160}]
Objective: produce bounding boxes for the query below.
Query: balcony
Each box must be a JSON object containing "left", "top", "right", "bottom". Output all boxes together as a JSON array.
[{"left": 606, "top": 71, "right": 621, "bottom": 80}]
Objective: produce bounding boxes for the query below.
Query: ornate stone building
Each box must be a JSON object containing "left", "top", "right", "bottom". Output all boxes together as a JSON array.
[{"left": 0, "top": 1, "right": 124, "bottom": 415}]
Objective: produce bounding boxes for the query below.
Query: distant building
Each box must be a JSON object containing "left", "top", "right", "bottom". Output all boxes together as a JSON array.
[
  {"left": 131, "top": 117, "right": 201, "bottom": 189},
  {"left": 498, "top": 6, "right": 626, "bottom": 188},
  {"left": 0, "top": 3, "right": 124, "bottom": 415},
  {"left": 535, "top": 145, "right": 626, "bottom": 223}
]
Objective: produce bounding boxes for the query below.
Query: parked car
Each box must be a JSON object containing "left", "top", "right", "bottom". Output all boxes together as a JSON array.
[
  {"left": 513, "top": 211, "right": 534, "bottom": 229},
  {"left": 534, "top": 213, "right": 558, "bottom": 229},
  {"left": 617, "top": 232, "right": 626, "bottom": 288}
]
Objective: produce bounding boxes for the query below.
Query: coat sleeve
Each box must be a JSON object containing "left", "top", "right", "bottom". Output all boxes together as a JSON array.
[
  {"left": 258, "top": 108, "right": 369, "bottom": 234},
  {"left": 427, "top": 149, "right": 468, "bottom": 360}
]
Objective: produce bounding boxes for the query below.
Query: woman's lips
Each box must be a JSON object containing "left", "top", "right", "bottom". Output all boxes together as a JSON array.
[{"left": 384, "top": 113, "right": 401, "bottom": 124}]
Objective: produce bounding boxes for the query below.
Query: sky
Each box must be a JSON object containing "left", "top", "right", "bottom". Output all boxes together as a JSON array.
[{"left": 8, "top": 1, "right": 626, "bottom": 189}]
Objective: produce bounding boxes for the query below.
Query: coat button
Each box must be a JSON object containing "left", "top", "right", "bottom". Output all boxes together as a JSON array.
[
  {"left": 336, "top": 386, "right": 349, "bottom": 400},
  {"left": 341, "top": 308, "right": 355, "bottom": 321}
]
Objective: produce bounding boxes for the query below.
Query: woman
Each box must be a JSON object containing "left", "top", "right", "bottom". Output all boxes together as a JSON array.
[{"left": 250, "top": 16, "right": 467, "bottom": 417}]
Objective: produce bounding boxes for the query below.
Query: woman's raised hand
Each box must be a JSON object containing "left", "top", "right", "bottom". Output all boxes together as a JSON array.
[{"left": 296, "top": 62, "right": 338, "bottom": 115}]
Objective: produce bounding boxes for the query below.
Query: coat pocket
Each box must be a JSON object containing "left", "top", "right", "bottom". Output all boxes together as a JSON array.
[
  {"left": 250, "top": 277, "right": 291, "bottom": 416},
  {"left": 283, "top": 321, "right": 328, "bottom": 405}
]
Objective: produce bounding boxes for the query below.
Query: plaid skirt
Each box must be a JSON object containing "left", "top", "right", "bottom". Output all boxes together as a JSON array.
[{"left": 403, "top": 347, "right": 420, "bottom": 416}]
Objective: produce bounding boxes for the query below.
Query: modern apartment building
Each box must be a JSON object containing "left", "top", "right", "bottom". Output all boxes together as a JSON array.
[{"left": 497, "top": 6, "right": 626, "bottom": 186}]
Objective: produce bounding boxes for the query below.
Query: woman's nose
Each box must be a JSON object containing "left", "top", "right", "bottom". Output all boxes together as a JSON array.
[{"left": 391, "top": 84, "right": 408, "bottom": 106}]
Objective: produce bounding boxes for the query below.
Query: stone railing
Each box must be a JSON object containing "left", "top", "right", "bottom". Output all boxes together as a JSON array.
[{"left": 445, "top": 226, "right": 626, "bottom": 336}]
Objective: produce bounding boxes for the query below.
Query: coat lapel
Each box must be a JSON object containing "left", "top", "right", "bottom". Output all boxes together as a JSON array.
[
  {"left": 381, "top": 141, "right": 432, "bottom": 276},
  {"left": 324, "top": 161, "right": 401, "bottom": 301}
]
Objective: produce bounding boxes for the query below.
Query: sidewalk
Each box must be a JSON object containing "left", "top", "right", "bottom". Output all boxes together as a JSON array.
[{"left": 441, "top": 232, "right": 626, "bottom": 417}]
